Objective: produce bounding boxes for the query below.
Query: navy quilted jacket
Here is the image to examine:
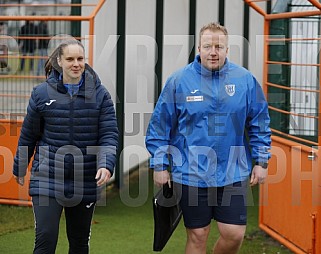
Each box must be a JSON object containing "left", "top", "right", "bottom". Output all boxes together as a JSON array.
[{"left": 13, "top": 64, "right": 119, "bottom": 203}]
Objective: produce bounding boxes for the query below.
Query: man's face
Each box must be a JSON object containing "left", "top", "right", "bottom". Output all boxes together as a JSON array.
[{"left": 198, "top": 29, "right": 228, "bottom": 71}]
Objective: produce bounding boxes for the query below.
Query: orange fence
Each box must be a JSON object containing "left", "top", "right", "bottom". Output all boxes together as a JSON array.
[
  {"left": 0, "top": 0, "right": 106, "bottom": 117},
  {"left": 0, "top": 119, "right": 31, "bottom": 206},
  {"left": 0, "top": 0, "right": 107, "bottom": 206},
  {"left": 245, "top": 0, "right": 321, "bottom": 253}
]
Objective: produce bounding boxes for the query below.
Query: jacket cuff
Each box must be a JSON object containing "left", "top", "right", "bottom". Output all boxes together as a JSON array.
[{"left": 255, "top": 161, "right": 268, "bottom": 169}]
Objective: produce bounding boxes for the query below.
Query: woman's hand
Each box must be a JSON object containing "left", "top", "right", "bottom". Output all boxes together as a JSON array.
[{"left": 96, "top": 168, "right": 111, "bottom": 186}]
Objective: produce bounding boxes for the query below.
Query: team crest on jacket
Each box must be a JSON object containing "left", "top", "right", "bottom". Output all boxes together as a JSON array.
[{"left": 225, "top": 84, "right": 235, "bottom": 96}]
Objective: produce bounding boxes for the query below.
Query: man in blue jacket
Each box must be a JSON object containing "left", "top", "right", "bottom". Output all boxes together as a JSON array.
[{"left": 145, "top": 22, "right": 271, "bottom": 254}]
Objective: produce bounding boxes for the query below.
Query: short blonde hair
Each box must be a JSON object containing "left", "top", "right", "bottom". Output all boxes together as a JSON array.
[{"left": 198, "top": 22, "right": 228, "bottom": 46}]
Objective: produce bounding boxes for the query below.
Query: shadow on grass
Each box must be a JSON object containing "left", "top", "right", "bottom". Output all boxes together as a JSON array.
[{"left": 0, "top": 164, "right": 293, "bottom": 253}]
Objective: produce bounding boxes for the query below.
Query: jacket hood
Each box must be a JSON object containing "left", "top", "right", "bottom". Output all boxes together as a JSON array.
[{"left": 46, "top": 63, "right": 101, "bottom": 99}]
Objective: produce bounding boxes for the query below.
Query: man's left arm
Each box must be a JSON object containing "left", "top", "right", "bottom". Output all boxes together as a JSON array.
[{"left": 246, "top": 76, "right": 271, "bottom": 185}]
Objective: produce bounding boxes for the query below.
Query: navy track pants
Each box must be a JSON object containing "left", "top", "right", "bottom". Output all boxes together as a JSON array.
[{"left": 32, "top": 196, "right": 95, "bottom": 254}]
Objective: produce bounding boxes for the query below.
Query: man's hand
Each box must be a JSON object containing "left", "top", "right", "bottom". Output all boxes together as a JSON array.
[
  {"left": 153, "top": 170, "right": 171, "bottom": 188},
  {"left": 250, "top": 165, "right": 267, "bottom": 186},
  {"left": 96, "top": 168, "right": 111, "bottom": 186},
  {"left": 14, "top": 176, "right": 25, "bottom": 186}
]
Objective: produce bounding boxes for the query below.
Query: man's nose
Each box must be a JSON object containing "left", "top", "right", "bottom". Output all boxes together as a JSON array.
[{"left": 210, "top": 47, "right": 218, "bottom": 54}]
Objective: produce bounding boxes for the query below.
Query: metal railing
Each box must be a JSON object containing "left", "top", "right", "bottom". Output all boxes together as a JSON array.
[
  {"left": 0, "top": 0, "right": 106, "bottom": 119},
  {"left": 246, "top": 1, "right": 321, "bottom": 254},
  {"left": 246, "top": 0, "right": 321, "bottom": 147}
]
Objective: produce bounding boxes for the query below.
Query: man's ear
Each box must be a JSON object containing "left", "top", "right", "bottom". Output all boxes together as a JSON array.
[{"left": 57, "top": 58, "right": 61, "bottom": 67}]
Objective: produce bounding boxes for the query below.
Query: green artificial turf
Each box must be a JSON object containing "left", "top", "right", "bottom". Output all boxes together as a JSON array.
[{"left": 0, "top": 167, "right": 292, "bottom": 254}]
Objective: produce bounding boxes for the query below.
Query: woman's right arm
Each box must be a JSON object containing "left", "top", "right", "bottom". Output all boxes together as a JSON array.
[{"left": 13, "top": 88, "right": 42, "bottom": 178}]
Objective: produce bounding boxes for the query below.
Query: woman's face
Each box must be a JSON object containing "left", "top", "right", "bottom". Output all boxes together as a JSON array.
[{"left": 58, "top": 44, "right": 85, "bottom": 84}]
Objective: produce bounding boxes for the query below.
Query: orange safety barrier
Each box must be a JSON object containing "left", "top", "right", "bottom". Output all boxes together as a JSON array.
[
  {"left": 0, "top": 119, "right": 31, "bottom": 206},
  {"left": 0, "top": 0, "right": 107, "bottom": 206},
  {"left": 245, "top": 0, "right": 321, "bottom": 253}
]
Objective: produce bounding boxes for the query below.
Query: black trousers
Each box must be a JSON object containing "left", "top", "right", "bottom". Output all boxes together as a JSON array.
[{"left": 32, "top": 196, "right": 96, "bottom": 254}]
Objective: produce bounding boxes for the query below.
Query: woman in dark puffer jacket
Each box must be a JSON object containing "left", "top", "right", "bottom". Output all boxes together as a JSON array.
[{"left": 13, "top": 38, "right": 118, "bottom": 254}]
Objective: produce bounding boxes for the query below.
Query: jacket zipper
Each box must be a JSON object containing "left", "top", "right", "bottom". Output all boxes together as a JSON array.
[
  {"left": 213, "top": 74, "right": 220, "bottom": 180},
  {"left": 67, "top": 94, "right": 74, "bottom": 196},
  {"left": 69, "top": 94, "right": 74, "bottom": 145}
]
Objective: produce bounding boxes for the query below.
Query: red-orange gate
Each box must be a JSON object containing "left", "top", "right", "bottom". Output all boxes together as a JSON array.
[{"left": 245, "top": 1, "right": 321, "bottom": 253}]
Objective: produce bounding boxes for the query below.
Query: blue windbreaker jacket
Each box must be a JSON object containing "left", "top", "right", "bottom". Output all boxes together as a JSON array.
[{"left": 145, "top": 55, "right": 271, "bottom": 187}]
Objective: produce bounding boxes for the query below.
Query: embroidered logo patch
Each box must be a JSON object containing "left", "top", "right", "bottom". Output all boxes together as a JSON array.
[
  {"left": 45, "top": 100, "right": 56, "bottom": 106},
  {"left": 186, "top": 95, "right": 203, "bottom": 102},
  {"left": 225, "top": 84, "right": 235, "bottom": 96}
]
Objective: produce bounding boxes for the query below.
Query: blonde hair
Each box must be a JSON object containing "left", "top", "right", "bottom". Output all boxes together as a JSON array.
[{"left": 198, "top": 22, "right": 228, "bottom": 46}]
